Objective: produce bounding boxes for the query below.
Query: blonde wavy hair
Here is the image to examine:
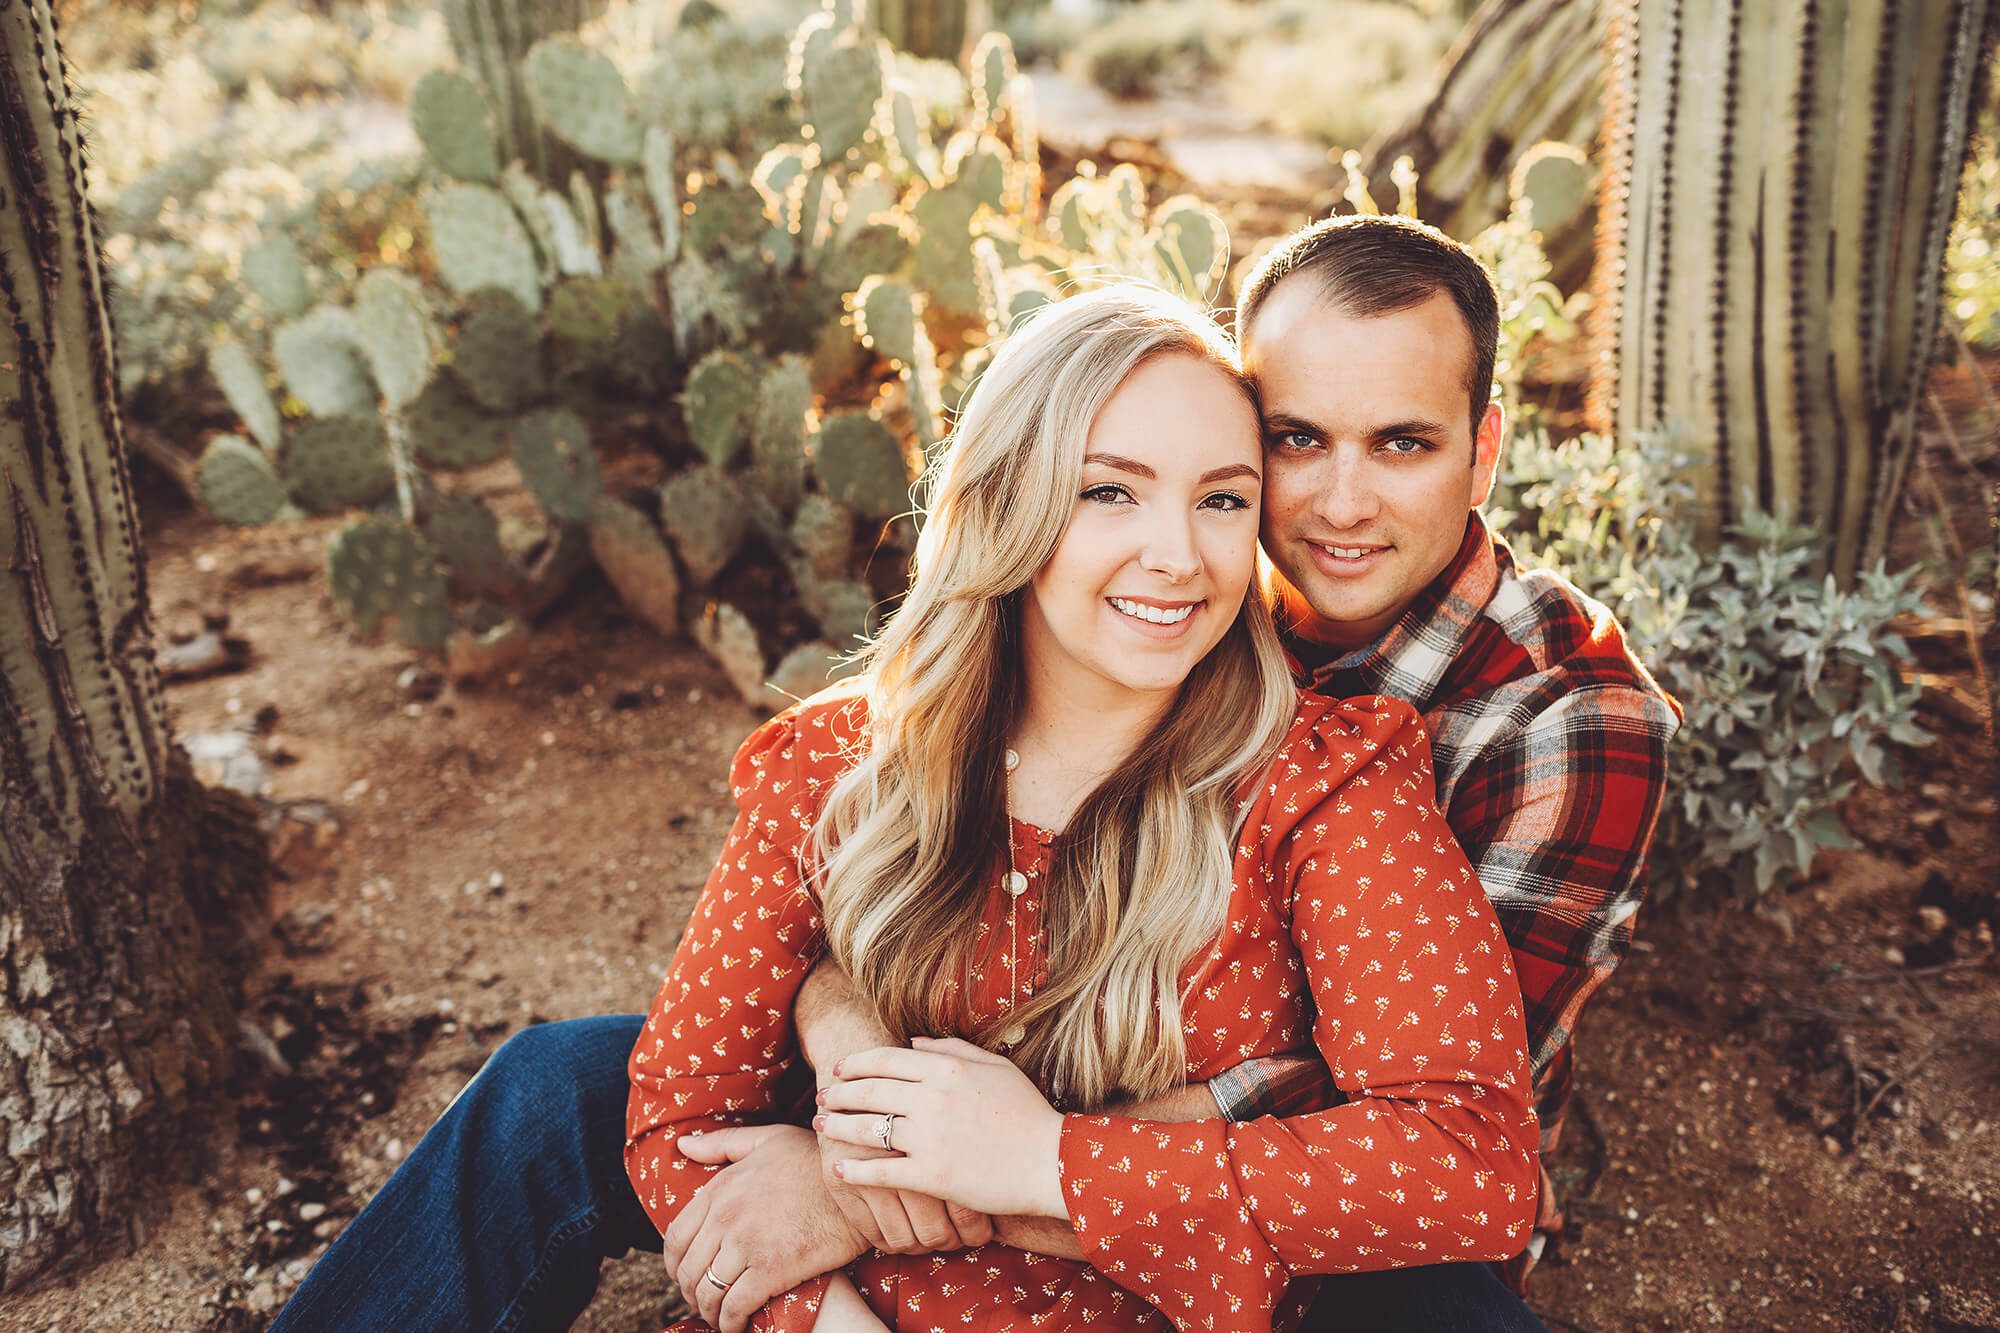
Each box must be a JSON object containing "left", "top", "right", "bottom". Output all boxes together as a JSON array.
[{"left": 811, "top": 285, "right": 1298, "bottom": 1109}]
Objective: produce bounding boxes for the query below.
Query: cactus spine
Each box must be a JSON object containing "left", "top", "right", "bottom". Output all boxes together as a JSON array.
[
  {"left": 2, "top": 0, "right": 264, "bottom": 1289},
  {"left": 1590, "top": 0, "right": 2000, "bottom": 580}
]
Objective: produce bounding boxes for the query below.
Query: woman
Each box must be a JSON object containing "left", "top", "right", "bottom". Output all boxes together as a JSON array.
[{"left": 626, "top": 285, "right": 1538, "bottom": 1332}]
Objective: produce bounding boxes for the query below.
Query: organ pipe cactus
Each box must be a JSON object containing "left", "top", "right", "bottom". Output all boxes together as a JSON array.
[
  {"left": 1589, "top": 0, "right": 2000, "bottom": 580},
  {"left": 2, "top": 0, "right": 267, "bottom": 1289}
]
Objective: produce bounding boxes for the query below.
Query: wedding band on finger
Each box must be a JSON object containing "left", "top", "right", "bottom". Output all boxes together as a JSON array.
[
  {"left": 704, "top": 1266, "right": 734, "bottom": 1292},
  {"left": 876, "top": 1112, "right": 898, "bottom": 1150}
]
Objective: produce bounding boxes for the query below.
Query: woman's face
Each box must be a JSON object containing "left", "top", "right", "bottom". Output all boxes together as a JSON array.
[{"left": 1021, "top": 353, "right": 1264, "bottom": 706}]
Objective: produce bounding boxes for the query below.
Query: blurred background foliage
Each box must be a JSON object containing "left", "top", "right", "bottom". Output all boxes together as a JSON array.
[{"left": 56, "top": 0, "right": 2000, "bottom": 907}]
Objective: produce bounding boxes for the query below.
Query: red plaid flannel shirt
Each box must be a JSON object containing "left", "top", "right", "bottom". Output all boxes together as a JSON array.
[{"left": 1211, "top": 511, "right": 1682, "bottom": 1287}]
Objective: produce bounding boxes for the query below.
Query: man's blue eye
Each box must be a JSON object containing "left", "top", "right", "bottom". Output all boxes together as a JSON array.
[
  {"left": 1276, "top": 432, "right": 1318, "bottom": 451},
  {"left": 1386, "top": 437, "right": 1431, "bottom": 455}
]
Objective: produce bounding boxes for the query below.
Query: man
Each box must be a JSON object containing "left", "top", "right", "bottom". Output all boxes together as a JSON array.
[{"left": 274, "top": 214, "right": 1678, "bottom": 1332}]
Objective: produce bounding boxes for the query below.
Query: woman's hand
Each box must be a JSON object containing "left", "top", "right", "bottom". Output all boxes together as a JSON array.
[
  {"left": 816, "top": 1131, "right": 997, "bottom": 1253},
  {"left": 668, "top": 1124, "right": 869, "bottom": 1333},
  {"left": 814, "top": 1037, "right": 1068, "bottom": 1219}
]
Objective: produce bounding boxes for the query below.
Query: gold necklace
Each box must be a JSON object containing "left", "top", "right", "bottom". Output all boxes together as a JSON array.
[{"left": 999, "top": 746, "right": 1028, "bottom": 1050}]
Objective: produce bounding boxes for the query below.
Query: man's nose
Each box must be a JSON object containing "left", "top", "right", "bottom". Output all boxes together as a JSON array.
[
  {"left": 1313, "top": 452, "right": 1382, "bottom": 530},
  {"left": 1140, "top": 512, "right": 1202, "bottom": 582}
]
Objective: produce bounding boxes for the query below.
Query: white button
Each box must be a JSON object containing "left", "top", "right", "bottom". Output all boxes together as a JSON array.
[
  {"left": 1000, "top": 1024, "right": 1026, "bottom": 1048},
  {"left": 1004, "top": 871, "right": 1028, "bottom": 896}
]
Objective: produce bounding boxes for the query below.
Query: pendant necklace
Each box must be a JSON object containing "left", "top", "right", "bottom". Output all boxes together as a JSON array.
[{"left": 999, "top": 746, "right": 1028, "bottom": 1051}]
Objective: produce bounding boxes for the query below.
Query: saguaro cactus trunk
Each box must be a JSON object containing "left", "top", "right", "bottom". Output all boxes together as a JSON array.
[
  {"left": 1, "top": 0, "right": 265, "bottom": 1290},
  {"left": 1591, "top": 0, "right": 2000, "bottom": 580}
]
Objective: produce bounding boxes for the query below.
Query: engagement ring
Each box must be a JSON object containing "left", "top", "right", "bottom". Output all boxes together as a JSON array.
[{"left": 876, "top": 1112, "right": 897, "bottom": 1150}]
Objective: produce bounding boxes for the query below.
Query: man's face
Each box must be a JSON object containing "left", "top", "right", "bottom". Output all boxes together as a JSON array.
[{"left": 1244, "top": 280, "right": 1502, "bottom": 653}]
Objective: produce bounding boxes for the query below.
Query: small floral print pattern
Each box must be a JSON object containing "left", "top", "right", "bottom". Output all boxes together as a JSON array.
[{"left": 627, "top": 689, "right": 1538, "bottom": 1332}]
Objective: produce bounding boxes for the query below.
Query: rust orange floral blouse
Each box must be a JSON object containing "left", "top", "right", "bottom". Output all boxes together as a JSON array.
[{"left": 627, "top": 688, "right": 1538, "bottom": 1332}]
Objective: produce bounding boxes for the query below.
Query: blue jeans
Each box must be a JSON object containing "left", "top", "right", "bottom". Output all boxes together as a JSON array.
[{"left": 272, "top": 1014, "right": 1543, "bottom": 1332}]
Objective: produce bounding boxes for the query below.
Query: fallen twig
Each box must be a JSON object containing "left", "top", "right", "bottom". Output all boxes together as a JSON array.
[{"left": 1852, "top": 1042, "right": 1940, "bottom": 1143}]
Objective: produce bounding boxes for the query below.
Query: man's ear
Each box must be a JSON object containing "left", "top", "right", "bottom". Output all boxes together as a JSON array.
[{"left": 1470, "top": 400, "right": 1504, "bottom": 506}]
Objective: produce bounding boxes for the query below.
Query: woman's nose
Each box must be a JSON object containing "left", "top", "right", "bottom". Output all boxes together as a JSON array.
[{"left": 1140, "top": 515, "right": 1202, "bottom": 582}]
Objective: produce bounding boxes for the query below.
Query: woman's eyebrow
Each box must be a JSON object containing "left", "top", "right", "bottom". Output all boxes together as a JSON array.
[
  {"left": 1199, "top": 463, "right": 1261, "bottom": 484},
  {"left": 1081, "top": 452, "right": 1155, "bottom": 478}
]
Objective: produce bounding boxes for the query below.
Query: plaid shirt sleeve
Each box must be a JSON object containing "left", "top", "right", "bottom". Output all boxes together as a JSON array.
[
  {"left": 1445, "top": 683, "right": 1678, "bottom": 1153},
  {"left": 1207, "top": 1054, "right": 1348, "bottom": 1121}
]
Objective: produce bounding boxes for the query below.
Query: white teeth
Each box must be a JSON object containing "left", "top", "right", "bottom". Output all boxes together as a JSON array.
[
  {"left": 1320, "top": 544, "right": 1379, "bottom": 560},
  {"left": 1110, "top": 598, "right": 1194, "bottom": 625}
]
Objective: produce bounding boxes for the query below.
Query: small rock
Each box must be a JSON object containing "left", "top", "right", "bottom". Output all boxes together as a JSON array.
[
  {"left": 246, "top": 1278, "right": 283, "bottom": 1314},
  {"left": 397, "top": 665, "right": 444, "bottom": 702},
  {"left": 1916, "top": 905, "right": 1949, "bottom": 935},
  {"left": 182, "top": 729, "right": 270, "bottom": 798},
  {"left": 274, "top": 903, "right": 337, "bottom": 957},
  {"left": 298, "top": 1201, "right": 327, "bottom": 1223}
]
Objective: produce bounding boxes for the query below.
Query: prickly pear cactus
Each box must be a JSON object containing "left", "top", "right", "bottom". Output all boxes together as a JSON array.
[
  {"left": 814, "top": 411, "right": 913, "bottom": 521},
  {"left": 767, "top": 639, "right": 852, "bottom": 705},
  {"left": 279, "top": 415, "right": 395, "bottom": 513},
  {"left": 513, "top": 408, "right": 600, "bottom": 522},
  {"left": 242, "top": 234, "right": 311, "bottom": 317},
  {"left": 659, "top": 465, "right": 749, "bottom": 584},
  {"left": 683, "top": 350, "right": 763, "bottom": 467},
  {"left": 197, "top": 435, "right": 288, "bottom": 526},
  {"left": 422, "top": 493, "right": 520, "bottom": 598},
  {"left": 694, "top": 601, "right": 768, "bottom": 706},
  {"left": 1510, "top": 141, "right": 1594, "bottom": 236},
  {"left": 326, "top": 516, "right": 453, "bottom": 649},
  {"left": 208, "top": 338, "right": 281, "bottom": 453},
  {"left": 409, "top": 377, "right": 507, "bottom": 470},
  {"left": 525, "top": 37, "right": 642, "bottom": 164},
  {"left": 412, "top": 69, "right": 501, "bottom": 183},
  {"left": 450, "top": 289, "right": 546, "bottom": 413},
  {"left": 430, "top": 184, "right": 543, "bottom": 312},
  {"left": 274, "top": 306, "right": 374, "bottom": 418},
  {"left": 589, "top": 495, "right": 682, "bottom": 638}
]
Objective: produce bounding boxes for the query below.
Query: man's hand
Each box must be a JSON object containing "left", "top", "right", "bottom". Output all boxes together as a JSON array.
[
  {"left": 796, "top": 958, "right": 995, "bottom": 1254},
  {"left": 668, "top": 1125, "right": 868, "bottom": 1333}
]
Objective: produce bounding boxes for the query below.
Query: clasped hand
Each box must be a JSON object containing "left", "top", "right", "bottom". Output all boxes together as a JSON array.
[{"left": 815, "top": 1036, "right": 1069, "bottom": 1220}]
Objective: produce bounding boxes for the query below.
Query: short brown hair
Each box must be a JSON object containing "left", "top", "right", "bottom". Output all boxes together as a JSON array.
[{"left": 1235, "top": 214, "right": 1500, "bottom": 438}]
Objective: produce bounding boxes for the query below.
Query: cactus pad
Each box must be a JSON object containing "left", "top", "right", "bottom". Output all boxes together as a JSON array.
[
  {"left": 1510, "top": 141, "right": 1596, "bottom": 237},
  {"left": 821, "top": 218, "right": 914, "bottom": 297},
  {"left": 354, "top": 268, "right": 436, "bottom": 410},
  {"left": 325, "top": 516, "right": 452, "bottom": 649},
  {"left": 969, "top": 31, "right": 1017, "bottom": 130},
  {"left": 790, "top": 492, "right": 853, "bottom": 580},
  {"left": 767, "top": 640, "right": 849, "bottom": 706},
  {"left": 945, "top": 133, "right": 1009, "bottom": 212},
  {"left": 208, "top": 337, "right": 282, "bottom": 453},
  {"left": 851, "top": 275, "right": 923, "bottom": 366},
  {"left": 685, "top": 184, "right": 770, "bottom": 261},
  {"left": 549, "top": 275, "right": 641, "bottom": 370},
  {"left": 513, "top": 408, "right": 601, "bottom": 523},
  {"left": 429, "top": 183, "right": 543, "bottom": 312},
  {"left": 197, "top": 434, "right": 287, "bottom": 526},
  {"left": 801, "top": 35, "right": 888, "bottom": 162},
  {"left": 683, "top": 350, "right": 763, "bottom": 467},
  {"left": 241, "top": 234, "right": 311, "bottom": 317},
  {"left": 750, "top": 355, "right": 814, "bottom": 509},
  {"left": 279, "top": 414, "right": 395, "bottom": 513},
  {"left": 411, "top": 69, "right": 500, "bottom": 183},
  {"left": 642, "top": 125, "right": 680, "bottom": 263},
  {"left": 813, "top": 411, "right": 911, "bottom": 520},
  {"left": 795, "top": 568, "right": 874, "bottom": 646},
  {"left": 450, "top": 289, "right": 546, "bottom": 413},
  {"left": 693, "top": 601, "right": 767, "bottom": 706},
  {"left": 1149, "top": 196, "right": 1228, "bottom": 302},
  {"left": 422, "top": 493, "right": 520, "bottom": 597},
  {"left": 525, "top": 37, "right": 642, "bottom": 164},
  {"left": 274, "top": 306, "right": 375, "bottom": 417},
  {"left": 409, "top": 376, "right": 506, "bottom": 471},
  {"left": 658, "top": 464, "right": 750, "bottom": 585},
  {"left": 588, "top": 496, "right": 681, "bottom": 638}
]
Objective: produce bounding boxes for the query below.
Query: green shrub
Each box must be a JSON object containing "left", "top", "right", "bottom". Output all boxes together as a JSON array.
[{"left": 1491, "top": 428, "right": 1932, "bottom": 903}]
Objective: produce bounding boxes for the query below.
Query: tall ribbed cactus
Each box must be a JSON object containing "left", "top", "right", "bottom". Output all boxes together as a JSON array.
[
  {"left": 869, "top": 0, "right": 971, "bottom": 62},
  {"left": 1, "top": 0, "right": 265, "bottom": 1291},
  {"left": 1591, "top": 0, "right": 1999, "bottom": 581}
]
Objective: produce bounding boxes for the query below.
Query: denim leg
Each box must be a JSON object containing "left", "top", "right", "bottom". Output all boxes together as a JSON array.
[
  {"left": 1297, "top": 1262, "right": 1548, "bottom": 1333},
  {"left": 271, "top": 1014, "right": 659, "bottom": 1333}
]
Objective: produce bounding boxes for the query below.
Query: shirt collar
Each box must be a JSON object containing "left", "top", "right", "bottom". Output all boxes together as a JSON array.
[{"left": 1279, "top": 511, "right": 1501, "bottom": 704}]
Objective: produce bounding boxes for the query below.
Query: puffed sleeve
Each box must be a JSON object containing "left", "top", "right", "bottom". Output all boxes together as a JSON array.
[
  {"left": 1055, "top": 699, "right": 1540, "bottom": 1330},
  {"left": 626, "top": 701, "right": 848, "bottom": 1328}
]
